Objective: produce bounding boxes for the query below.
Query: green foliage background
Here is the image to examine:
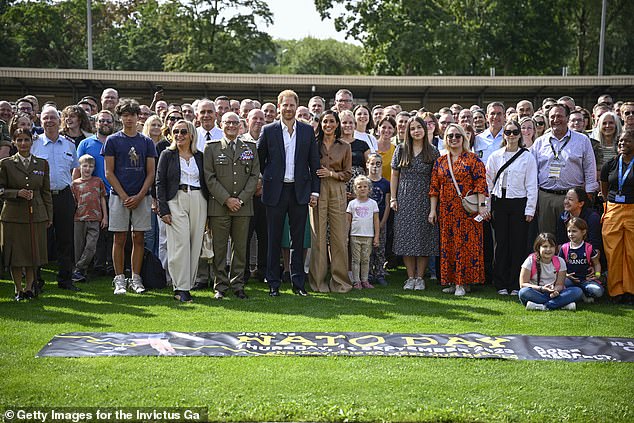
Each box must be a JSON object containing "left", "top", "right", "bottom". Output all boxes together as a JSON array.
[{"left": 1, "top": 0, "right": 632, "bottom": 75}]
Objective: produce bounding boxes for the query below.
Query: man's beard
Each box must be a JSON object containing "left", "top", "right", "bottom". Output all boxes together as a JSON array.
[{"left": 98, "top": 127, "right": 113, "bottom": 136}]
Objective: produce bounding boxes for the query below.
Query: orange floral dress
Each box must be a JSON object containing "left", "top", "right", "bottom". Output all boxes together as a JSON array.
[{"left": 429, "top": 152, "right": 488, "bottom": 286}]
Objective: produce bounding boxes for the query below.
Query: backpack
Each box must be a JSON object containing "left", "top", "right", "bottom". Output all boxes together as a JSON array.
[
  {"left": 530, "top": 253, "right": 561, "bottom": 280},
  {"left": 140, "top": 248, "right": 167, "bottom": 290},
  {"left": 560, "top": 242, "right": 593, "bottom": 264}
]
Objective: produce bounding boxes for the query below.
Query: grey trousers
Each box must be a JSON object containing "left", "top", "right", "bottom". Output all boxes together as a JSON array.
[{"left": 74, "top": 220, "right": 100, "bottom": 273}]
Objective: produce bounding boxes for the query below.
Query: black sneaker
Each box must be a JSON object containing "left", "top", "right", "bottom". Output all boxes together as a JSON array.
[{"left": 72, "top": 271, "right": 87, "bottom": 283}]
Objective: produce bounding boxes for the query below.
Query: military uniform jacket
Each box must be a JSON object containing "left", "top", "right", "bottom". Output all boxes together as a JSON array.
[
  {"left": 0, "top": 154, "right": 53, "bottom": 223},
  {"left": 204, "top": 135, "right": 259, "bottom": 217}
]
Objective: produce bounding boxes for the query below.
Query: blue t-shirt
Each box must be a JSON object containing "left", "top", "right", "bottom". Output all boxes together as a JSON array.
[
  {"left": 101, "top": 131, "right": 157, "bottom": 196},
  {"left": 77, "top": 135, "right": 111, "bottom": 193},
  {"left": 369, "top": 177, "right": 390, "bottom": 220},
  {"left": 558, "top": 241, "right": 598, "bottom": 281}
]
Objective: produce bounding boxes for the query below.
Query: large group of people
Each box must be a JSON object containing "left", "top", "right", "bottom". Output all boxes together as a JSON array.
[{"left": 0, "top": 88, "right": 632, "bottom": 309}]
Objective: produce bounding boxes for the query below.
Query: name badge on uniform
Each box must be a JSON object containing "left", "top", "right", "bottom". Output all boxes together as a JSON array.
[
  {"left": 614, "top": 194, "right": 626, "bottom": 203},
  {"left": 216, "top": 154, "right": 229, "bottom": 165},
  {"left": 548, "top": 161, "right": 563, "bottom": 179}
]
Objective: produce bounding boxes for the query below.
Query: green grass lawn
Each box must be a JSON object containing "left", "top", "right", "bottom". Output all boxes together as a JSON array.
[{"left": 1, "top": 267, "right": 633, "bottom": 422}]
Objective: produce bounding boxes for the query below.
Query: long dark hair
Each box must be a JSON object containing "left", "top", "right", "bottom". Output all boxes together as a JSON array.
[
  {"left": 316, "top": 110, "right": 342, "bottom": 143},
  {"left": 399, "top": 116, "right": 436, "bottom": 167}
]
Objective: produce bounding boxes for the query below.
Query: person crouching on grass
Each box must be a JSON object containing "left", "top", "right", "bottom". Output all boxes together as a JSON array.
[
  {"left": 518, "top": 233, "right": 583, "bottom": 311},
  {"left": 346, "top": 175, "right": 379, "bottom": 289},
  {"left": 71, "top": 154, "right": 108, "bottom": 283}
]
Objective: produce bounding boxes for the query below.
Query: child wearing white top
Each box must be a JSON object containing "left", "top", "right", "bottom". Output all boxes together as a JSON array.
[
  {"left": 346, "top": 175, "right": 379, "bottom": 289},
  {"left": 518, "top": 233, "right": 583, "bottom": 311}
]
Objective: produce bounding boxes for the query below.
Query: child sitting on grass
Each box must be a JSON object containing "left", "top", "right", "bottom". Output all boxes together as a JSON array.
[
  {"left": 559, "top": 217, "right": 604, "bottom": 303},
  {"left": 347, "top": 175, "right": 379, "bottom": 289},
  {"left": 71, "top": 154, "right": 107, "bottom": 283},
  {"left": 518, "top": 232, "right": 583, "bottom": 311}
]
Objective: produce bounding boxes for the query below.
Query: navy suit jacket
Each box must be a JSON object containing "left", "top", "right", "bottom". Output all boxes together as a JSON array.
[{"left": 257, "top": 120, "right": 320, "bottom": 207}]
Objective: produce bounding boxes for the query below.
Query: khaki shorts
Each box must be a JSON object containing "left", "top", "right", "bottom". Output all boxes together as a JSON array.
[{"left": 108, "top": 194, "right": 152, "bottom": 232}]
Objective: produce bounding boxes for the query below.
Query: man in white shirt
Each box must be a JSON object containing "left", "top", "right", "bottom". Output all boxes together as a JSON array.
[
  {"left": 195, "top": 99, "right": 223, "bottom": 152},
  {"left": 474, "top": 101, "right": 505, "bottom": 163}
]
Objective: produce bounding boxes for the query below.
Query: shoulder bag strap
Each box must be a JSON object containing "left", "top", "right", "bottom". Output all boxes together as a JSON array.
[
  {"left": 447, "top": 153, "right": 463, "bottom": 199},
  {"left": 493, "top": 148, "right": 527, "bottom": 187}
]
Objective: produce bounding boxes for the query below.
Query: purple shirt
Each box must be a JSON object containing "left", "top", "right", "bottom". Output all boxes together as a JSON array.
[{"left": 531, "top": 129, "right": 598, "bottom": 192}]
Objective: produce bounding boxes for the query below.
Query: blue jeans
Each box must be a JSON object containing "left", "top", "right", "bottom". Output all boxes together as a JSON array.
[
  {"left": 518, "top": 286, "right": 583, "bottom": 310},
  {"left": 564, "top": 279, "right": 604, "bottom": 298},
  {"left": 144, "top": 212, "right": 159, "bottom": 258}
]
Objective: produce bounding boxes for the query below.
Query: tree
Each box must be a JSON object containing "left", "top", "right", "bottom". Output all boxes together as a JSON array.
[
  {"left": 315, "top": 0, "right": 631, "bottom": 76},
  {"left": 269, "top": 37, "right": 363, "bottom": 75}
]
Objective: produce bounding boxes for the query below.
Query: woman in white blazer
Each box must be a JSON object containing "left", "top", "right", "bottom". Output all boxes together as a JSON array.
[{"left": 486, "top": 120, "right": 538, "bottom": 296}]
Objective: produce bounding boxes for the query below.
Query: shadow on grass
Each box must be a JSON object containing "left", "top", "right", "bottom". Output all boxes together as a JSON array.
[{"left": 0, "top": 266, "right": 630, "bottom": 328}]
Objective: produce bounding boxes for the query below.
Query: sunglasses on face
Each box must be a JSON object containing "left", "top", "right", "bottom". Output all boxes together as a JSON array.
[
  {"left": 504, "top": 129, "right": 520, "bottom": 136},
  {"left": 446, "top": 133, "right": 462, "bottom": 139},
  {"left": 535, "top": 121, "right": 545, "bottom": 126},
  {"left": 172, "top": 129, "right": 188, "bottom": 136},
  {"left": 168, "top": 116, "right": 182, "bottom": 121},
  {"left": 623, "top": 111, "right": 634, "bottom": 116}
]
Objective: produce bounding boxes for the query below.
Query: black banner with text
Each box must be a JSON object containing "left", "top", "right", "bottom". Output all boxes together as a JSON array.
[{"left": 37, "top": 332, "right": 634, "bottom": 362}]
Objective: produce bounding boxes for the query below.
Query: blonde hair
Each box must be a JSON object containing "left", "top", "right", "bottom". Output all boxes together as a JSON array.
[
  {"left": 353, "top": 174, "right": 372, "bottom": 194},
  {"left": 78, "top": 154, "right": 95, "bottom": 166},
  {"left": 142, "top": 115, "right": 163, "bottom": 141},
  {"left": 443, "top": 123, "right": 471, "bottom": 152},
  {"left": 167, "top": 120, "right": 198, "bottom": 153}
]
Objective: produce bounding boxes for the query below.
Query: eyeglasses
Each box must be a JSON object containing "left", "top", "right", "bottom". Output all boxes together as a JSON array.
[
  {"left": 172, "top": 129, "right": 188, "bottom": 135},
  {"left": 446, "top": 133, "right": 462, "bottom": 139},
  {"left": 168, "top": 116, "right": 182, "bottom": 122},
  {"left": 222, "top": 121, "right": 240, "bottom": 126},
  {"left": 504, "top": 129, "right": 520, "bottom": 136},
  {"left": 535, "top": 121, "right": 545, "bottom": 126},
  {"left": 424, "top": 121, "right": 436, "bottom": 126},
  {"left": 18, "top": 107, "right": 33, "bottom": 112},
  {"left": 623, "top": 111, "right": 634, "bottom": 116}
]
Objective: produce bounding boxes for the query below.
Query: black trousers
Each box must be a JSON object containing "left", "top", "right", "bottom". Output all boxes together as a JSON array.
[
  {"left": 244, "top": 195, "right": 267, "bottom": 281},
  {"left": 47, "top": 186, "right": 74, "bottom": 283},
  {"left": 265, "top": 184, "right": 307, "bottom": 290},
  {"left": 491, "top": 196, "right": 528, "bottom": 291}
]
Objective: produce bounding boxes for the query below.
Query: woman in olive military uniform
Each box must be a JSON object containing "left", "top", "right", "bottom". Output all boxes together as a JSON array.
[{"left": 0, "top": 128, "right": 53, "bottom": 301}]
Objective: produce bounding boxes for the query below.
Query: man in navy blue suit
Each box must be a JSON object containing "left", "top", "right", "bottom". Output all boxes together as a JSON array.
[{"left": 257, "top": 90, "right": 320, "bottom": 297}]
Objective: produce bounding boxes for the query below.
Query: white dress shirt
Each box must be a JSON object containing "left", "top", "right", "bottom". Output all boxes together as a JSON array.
[
  {"left": 179, "top": 156, "right": 201, "bottom": 188},
  {"left": 486, "top": 147, "right": 538, "bottom": 217},
  {"left": 282, "top": 121, "right": 297, "bottom": 182},
  {"left": 196, "top": 126, "right": 223, "bottom": 153}
]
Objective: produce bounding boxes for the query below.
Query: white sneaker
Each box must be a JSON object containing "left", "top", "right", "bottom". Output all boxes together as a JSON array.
[
  {"left": 525, "top": 301, "right": 547, "bottom": 311},
  {"left": 113, "top": 275, "right": 127, "bottom": 295},
  {"left": 561, "top": 302, "right": 577, "bottom": 311},
  {"left": 414, "top": 278, "right": 425, "bottom": 290},
  {"left": 403, "top": 278, "right": 416, "bottom": 290},
  {"left": 454, "top": 285, "right": 466, "bottom": 296},
  {"left": 129, "top": 276, "right": 146, "bottom": 294},
  {"left": 430, "top": 274, "right": 438, "bottom": 281},
  {"left": 442, "top": 285, "right": 456, "bottom": 294},
  {"left": 510, "top": 290, "right": 519, "bottom": 296},
  {"left": 581, "top": 294, "right": 595, "bottom": 303},
  {"left": 497, "top": 289, "right": 509, "bottom": 295}
]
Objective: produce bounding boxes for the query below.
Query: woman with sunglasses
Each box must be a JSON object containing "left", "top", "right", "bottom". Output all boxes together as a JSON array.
[
  {"left": 533, "top": 113, "right": 548, "bottom": 138},
  {"left": 0, "top": 128, "right": 53, "bottom": 301},
  {"left": 486, "top": 120, "right": 537, "bottom": 296},
  {"left": 156, "top": 120, "right": 208, "bottom": 303},
  {"left": 429, "top": 124, "right": 488, "bottom": 296}
]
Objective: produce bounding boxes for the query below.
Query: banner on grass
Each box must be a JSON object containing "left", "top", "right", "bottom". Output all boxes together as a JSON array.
[{"left": 37, "top": 332, "right": 634, "bottom": 362}]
